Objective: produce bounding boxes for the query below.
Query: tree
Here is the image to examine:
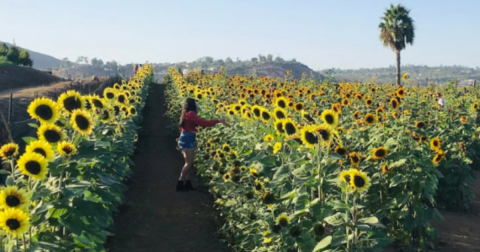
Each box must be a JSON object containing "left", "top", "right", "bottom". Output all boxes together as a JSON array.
[
  {"left": 379, "top": 4, "right": 415, "bottom": 86},
  {"left": 258, "top": 54, "right": 266, "bottom": 63},
  {"left": 266, "top": 54, "right": 273, "bottom": 62},
  {"left": 18, "top": 49, "right": 32, "bottom": 67},
  {"left": 225, "top": 57, "right": 233, "bottom": 64},
  {"left": 6, "top": 46, "right": 20, "bottom": 65},
  {"left": 97, "top": 59, "right": 104, "bottom": 67},
  {"left": 251, "top": 57, "right": 258, "bottom": 63},
  {"left": 0, "top": 43, "right": 8, "bottom": 57},
  {"left": 91, "top": 58, "right": 98, "bottom": 66},
  {"left": 274, "top": 56, "right": 284, "bottom": 63},
  {"left": 215, "top": 59, "right": 224, "bottom": 65},
  {"left": 83, "top": 56, "right": 89, "bottom": 65}
]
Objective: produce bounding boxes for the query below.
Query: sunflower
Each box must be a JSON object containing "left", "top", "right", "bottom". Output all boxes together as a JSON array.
[
  {"left": 0, "top": 186, "right": 30, "bottom": 211},
  {"left": 341, "top": 98, "right": 350, "bottom": 106},
  {"left": 349, "top": 169, "right": 370, "bottom": 192},
  {"left": 353, "top": 110, "right": 361, "bottom": 120},
  {"left": 17, "top": 152, "right": 48, "bottom": 180},
  {"left": 396, "top": 88, "right": 405, "bottom": 98},
  {"left": 25, "top": 140, "right": 54, "bottom": 161},
  {"left": 334, "top": 145, "right": 348, "bottom": 157},
  {"left": 70, "top": 110, "right": 94, "bottom": 136},
  {"left": 273, "top": 107, "right": 287, "bottom": 120},
  {"left": 331, "top": 103, "right": 342, "bottom": 114},
  {"left": 38, "top": 124, "right": 64, "bottom": 144},
  {"left": 340, "top": 170, "right": 351, "bottom": 184},
  {"left": 433, "top": 150, "right": 445, "bottom": 165},
  {"left": 415, "top": 121, "right": 426, "bottom": 129},
  {"left": 273, "top": 142, "right": 282, "bottom": 154},
  {"left": 365, "top": 98, "right": 373, "bottom": 107},
  {"left": 252, "top": 105, "right": 262, "bottom": 118},
  {"left": 57, "top": 90, "right": 84, "bottom": 113},
  {"left": 128, "top": 106, "right": 137, "bottom": 116},
  {"left": 364, "top": 113, "right": 376, "bottom": 125},
  {"left": 261, "top": 191, "right": 275, "bottom": 205},
  {"left": 276, "top": 213, "right": 289, "bottom": 227},
  {"left": 103, "top": 87, "right": 116, "bottom": 100},
  {"left": 101, "top": 108, "right": 113, "bottom": 123},
  {"left": 372, "top": 147, "right": 388, "bottom": 159},
  {"left": 320, "top": 109, "right": 338, "bottom": 128},
  {"left": 243, "top": 111, "right": 253, "bottom": 120},
  {"left": 222, "top": 144, "right": 231, "bottom": 153},
  {"left": 430, "top": 137, "right": 441, "bottom": 151},
  {"left": 261, "top": 109, "right": 272, "bottom": 122},
  {"left": 382, "top": 163, "right": 393, "bottom": 174},
  {"left": 300, "top": 126, "right": 319, "bottom": 148},
  {"left": 472, "top": 103, "right": 479, "bottom": 111},
  {"left": 57, "top": 141, "right": 77, "bottom": 157},
  {"left": 0, "top": 208, "right": 30, "bottom": 236},
  {"left": 27, "top": 98, "right": 59, "bottom": 124},
  {"left": 294, "top": 102, "right": 304, "bottom": 112},
  {"left": 390, "top": 98, "right": 399, "bottom": 110},
  {"left": 274, "top": 120, "right": 285, "bottom": 134},
  {"left": 250, "top": 168, "right": 258, "bottom": 177},
  {"left": 460, "top": 115, "right": 468, "bottom": 124},
  {"left": 264, "top": 134, "right": 274, "bottom": 142},
  {"left": 315, "top": 124, "right": 333, "bottom": 145},
  {"left": 349, "top": 152, "right": 361, "bottom": 166},
  {"left": 283, "top": 119, "right": 298, "bottom": 136},
  {"left": 0, "top": 143, "right": 19, "bottom": 161},
  {"left": 222, "top": 173, "right": 231, "bottom": 182},
  {"left": 254, "top": 179, "right": 264, "bottom": 191},
  {"left": 116, "top": 92, "right": 129, "bottom": 105}
]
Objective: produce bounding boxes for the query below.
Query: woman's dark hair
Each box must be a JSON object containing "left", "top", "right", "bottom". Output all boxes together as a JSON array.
[{"left": 179, "top": 98, "right": 197, "bottom": 127}]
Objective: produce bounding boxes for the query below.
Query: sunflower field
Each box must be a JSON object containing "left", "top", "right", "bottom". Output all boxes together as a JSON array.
[
  {"left": 164, "top": 68, "right": 480, "bottom": 251},
  {"left": 0, "top": 65, "right": 153, "bottom": 251}
]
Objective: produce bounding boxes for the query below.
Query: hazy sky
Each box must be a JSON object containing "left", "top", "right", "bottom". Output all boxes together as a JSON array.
[{"left": 2, "top": 0, "right": 479, "bottom": 70}]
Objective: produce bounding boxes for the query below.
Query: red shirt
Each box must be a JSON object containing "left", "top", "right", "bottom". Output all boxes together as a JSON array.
[{"left": 181, "top": 111, "right": 219, "bottom": 132}]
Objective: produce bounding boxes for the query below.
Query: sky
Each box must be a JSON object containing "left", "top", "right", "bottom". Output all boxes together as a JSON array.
[{"left": 1, "top": 0, "right": 479, "bottom": 70}]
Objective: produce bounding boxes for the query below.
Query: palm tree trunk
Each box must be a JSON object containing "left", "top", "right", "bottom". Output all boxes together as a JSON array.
[{"left": 396, "top": 50, "right": 401, "bottom": 87}]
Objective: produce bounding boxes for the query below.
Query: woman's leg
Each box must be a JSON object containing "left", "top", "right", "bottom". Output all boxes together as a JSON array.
[{"left": 179, "top": 148, "right": 195, "bottom": 181}]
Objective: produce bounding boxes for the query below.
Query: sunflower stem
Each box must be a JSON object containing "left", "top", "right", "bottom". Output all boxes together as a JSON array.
[
  {"left": 22, "top": 235, "right": 26, "bottom": 250},
  {"left": 345, "top": 189, "right": 350, "bottom": 251},
  {"left": 9, "top": 159, "right": 15, "bottom": 182}
]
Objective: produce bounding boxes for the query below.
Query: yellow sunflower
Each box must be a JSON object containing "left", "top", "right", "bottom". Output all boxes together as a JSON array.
[
  {"left": 252, "top": 105, "right": 262, "bottom": 118},
  {"left": 349, "top": 169, "right": 371, "bottom": 192},
  {"left": 273, "top": 107, "right": 287, "bottom": 120},
  {"left": 340, "top": 170, "right": 352, "bottom": 184},
  {"left": 460, "top": 116, "right": 468, "bottom": 124},
  {"left": 349, "top": 152, "right": 361, "bottom": 166},
  {"left": 396, "top": 88, "right": 405, "bottom": 98},
  {"left": 294, "top": 102, "right": 304, "bottom": 112},
  {"left": 57, "top": 141, "right": 77, "bottom": 157},
  {"left": 0, "top": 208, "right": 30, "bottom": 236},
  {"left": 273, "top": 142, "right": 282, "bottom": 154},
  {"left": 320, "top": 109, "right": 338, "bottom": 128},
  {"left": 27, "top": 97, "right": 59, "bottom": 124},
  {"left": 128, "top": 106, "right": 137, "bottom": 116},
  {"left": 57, "top": 90, "right": 84, "bottom": 113},
  {"left": 433, "top": 150, "right": 445, "bottom": 165},
  {"left": 372, "top": 147, "right": 388, "bottom": 159},
  {"left": 103, "top": 87, "right": 117, "bottom": 100},
  {"left": 430, "top": 137, "right": 441, "bottom": 151},
  {"left": 300, "top": 125, "right": 319, "bottom": 148},
  {"left": 17, "top": 152, "right": 48, "bottom": 180},
  {"left": 334, "top": 145, "right": 348, "bottom": 157},
  {"left": 364, "top": 113, "right": 376, "bottom": 125},
  {"left": 90, "top": 95, "right": 105, "bottom": 110},
  {"left": 390, "top": 98, "right": 399, "bottom": 110},
  {"left": 222, "top": 144, "right": 231, "bottom": 153},
  {"left": 0, "top": 143, "right": 19, "bottom": 161},
  {"left": 276, "top": 213, "right": 290, "bottom": 227},
  {"left": 116, "top": 92, "right": 129, "bottom": 106},
  {"left": 260, "top": 109, "right": 272, "bottom": 122},
  {"left": 37, "top": 124, "right": 64, "bottom": 144},
  {"left": 283, "top": 119, "right": 298, "bottom": 136},
  {"left": 100, "top": 108, "right": 113, "bottom": 123},
  {"left": 315, "top": 124, "right": 333, "bottom": 145},
  {"left": 0, "top": 186, "right": 30, "bottom": 211},
  {"left": 25, "top": 140, "right": 54, "bottom": 161},
  {"left": 274, "top": 120, "right": 285, "bottom": 134},
  {"left": 70, "top": 110, "right": 94, "bottom": 136},
  {"left": 382, "top": 163, "right": 393, "bottom": 174},
  {"left": 264, "top": 134, "right": 274, "bottom": 142}
]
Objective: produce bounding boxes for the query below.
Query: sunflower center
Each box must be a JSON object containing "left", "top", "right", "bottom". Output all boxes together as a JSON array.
[
  {"left": 34, "top": 104, "right": 53, "bottom": 120},
  {"left": 336, "top": 148, "right": 346, "bottom": 156},
  {"left": 92, "top": 99, "right": 103, "bottom": 108},
  {"left": 114, "top": 106, "right": 120, "bottom": 115},
  {"left": 278, "top": 100, "right": 286, "bottom": 108},
  {"left": 102, "top": 110, "right": 110, "bottom": 120},
  {"left": 63, "top": 96, "right": 82, "bottom": 112},
  {"left": 44, "top": 129, "right": 61, "bottom": 143},
  {"left": 62, "top": 146, "right": 73, "bottom": 154},
  {"left": 253, "top": 109, "right": 261, "bottom": 117},
  {"left": 6, "top": 219, "right": 20, "bottom": 230},
  {"left": 433, "top": 141, "right": 439, "bottom": 147},
  {"left": 25, "top": 160, "right": 41, "bottom": 175},
  {"left": 304, "top": 131, "right": 318, "bottom": 144},
  {"left": 285, "top": 123, "right": 296, "bottom": 135},
  {"left": 352, "top": 155, "right": 359, "bottom": 163},
  {"left": 279, "top": 217, "right": 289, "bottom": 227},
  {"left": 325, "top": 114, "right": 334, "bottom": 124},
  {"left": 118, "top": 95, "right": 126, "bottom": 103},
  {"left": 33, "top": 148, "right": 47, "bottom": 158},
  {"left": 276, "top": 123, "right": 285, "bottom": 133},
  {"left": 255, "top": 183, "right": 262, "bottom": 190},
  {"left": 366, "top": 116, "right": 374, "bottom": 123},
  {"left": 130, "top": 108, "right": 137, "bottom": 114},
  {"left": 353, "top": 175, "right": 365, "bottom": 187},
  {"left": 6, "top": 195, "right": 20, "bottom": 207},
  {"left": 5, "top": 148, "right": 16, "bottom": 157},
  {"left": 275, "top": 111, "right": 285, "bottom": 119},
  {"left": 318, "top": 129, "right": 330, "bottom": 141},
  {"left": 375, "top": 149, "right": 386, "bottom": 157},
  {"left": 261, "top": 112, "right": 271, "bottom": 120},
  {"left": 295, "top": 104, "right": 303, "bottom": 110},
  {"left": 106, "top": 92, "right": 114, "bottom": 99},
  {"left": 74, "top": 115, "right": 90, "bottom": 130}
]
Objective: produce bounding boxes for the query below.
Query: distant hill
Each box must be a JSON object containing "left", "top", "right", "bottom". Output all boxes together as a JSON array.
[
  {"left": 0, "top": 65, "right": 61, "bottom": 93},
  {"left": 325, "top": 65, "right": 480, "bottom": 86},
  {"left": 0, "top": 41, "right": 61, "bottom": 70}
]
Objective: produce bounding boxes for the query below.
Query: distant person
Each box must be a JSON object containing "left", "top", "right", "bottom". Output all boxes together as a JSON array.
[
  {"left": 176, "top": 98, "right": 229, "bottom": 192},
  {"left": 437, "top": 93, "right": 445, "bottom": 110},
  {"left": 133, "top": 64, "right": 139, "bottom": 74}
]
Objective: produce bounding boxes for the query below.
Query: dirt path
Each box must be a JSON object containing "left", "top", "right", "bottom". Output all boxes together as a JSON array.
[{"left": 107, "top": 84, "right": 228, "bottom": 252}]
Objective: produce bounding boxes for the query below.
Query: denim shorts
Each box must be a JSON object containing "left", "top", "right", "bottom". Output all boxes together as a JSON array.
[{"left": 178, "top": 132, "right": 196, "bottom": 149}]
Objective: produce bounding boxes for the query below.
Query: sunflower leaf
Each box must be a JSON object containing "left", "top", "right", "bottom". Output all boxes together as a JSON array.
[
  {"left": 22, "top": 137, "right": 37, "bottom": 144},
  {"left": 390, "top": 158, "right": 407, "bottom": 168},
  {"left": 28, "top": 123, "right": 39, "bottom": 128},
  {"left": 313, "top": 235, "right": 332, "bottom": 251}
]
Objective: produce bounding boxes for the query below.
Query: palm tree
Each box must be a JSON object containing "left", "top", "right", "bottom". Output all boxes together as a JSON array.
[{"left": 379, "top": 4, "right": 415, "bottom": 87}]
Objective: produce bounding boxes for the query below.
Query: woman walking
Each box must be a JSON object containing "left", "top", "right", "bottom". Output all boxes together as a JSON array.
[{"left": 177, "top": 98, "right": 228, "bottom": 191}]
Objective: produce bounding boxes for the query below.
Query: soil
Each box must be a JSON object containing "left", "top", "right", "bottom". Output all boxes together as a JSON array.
[{"left": 106, "top": 84, "right": 228, "bottom": 252}]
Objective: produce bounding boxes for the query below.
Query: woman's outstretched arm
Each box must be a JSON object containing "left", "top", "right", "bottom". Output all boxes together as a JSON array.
[{"left": 185, "top": 111, "right": 220, "bottom": 127}]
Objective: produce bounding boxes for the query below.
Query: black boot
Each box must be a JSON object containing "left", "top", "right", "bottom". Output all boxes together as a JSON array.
[
  {"left": 184, "top": 180, "right": 196, "bottom": 191},
  {"left": 176, "top": 181, "right": 185, "bottom": 192}
]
